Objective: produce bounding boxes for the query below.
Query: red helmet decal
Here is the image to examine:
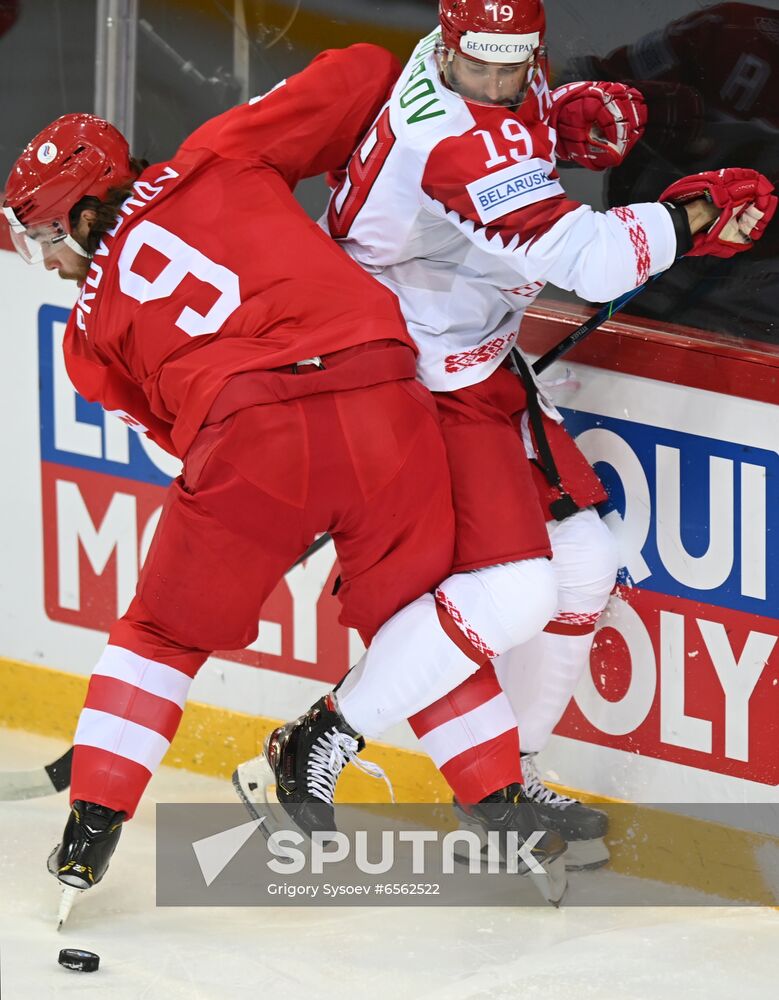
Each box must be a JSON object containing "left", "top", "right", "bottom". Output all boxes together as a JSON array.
[
  {"left": 439, "top": 0, "right": 546, "bottom": 61},
  {"left": 3, "top": 113, "right": 132, "bottom": 228}
]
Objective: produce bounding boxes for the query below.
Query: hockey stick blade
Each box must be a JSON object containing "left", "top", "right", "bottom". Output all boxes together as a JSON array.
[
  {"left": 0, "top": 536, "right": 332, "bottom": 802},
  {"left": 0, "top": 746, "right": 73, "bottom": 801}
]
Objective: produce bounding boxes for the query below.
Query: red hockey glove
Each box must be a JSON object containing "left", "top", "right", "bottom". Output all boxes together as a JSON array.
[
  {"left": 549, "top": 81, "right": 647, "bottom": 171},
  {"left": 660, "top": 168, "right": 777, "bottom": 258}
]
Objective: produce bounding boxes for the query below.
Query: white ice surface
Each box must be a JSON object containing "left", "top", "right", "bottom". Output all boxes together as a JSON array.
[{"left": 1, "top": 728, "right": 777, "bottom": 1000}]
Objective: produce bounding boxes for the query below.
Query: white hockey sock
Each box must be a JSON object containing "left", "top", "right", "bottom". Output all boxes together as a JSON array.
[
  {"left": 336, "top": 593, "right": 477, "bottom": 738},
  {"left": 495, "top": 630, "right": 596, "bottom": 752},
  {"left": 495, "top": 509, "right": 619, "bottom": 753}
]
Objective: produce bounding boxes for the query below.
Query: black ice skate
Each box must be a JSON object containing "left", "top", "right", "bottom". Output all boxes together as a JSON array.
[
  {"left": 455, "top": 783, "right": 568, "bottom": 905},
  {"left": 47, "top": 799, "right": 126, "bottom": 929},
  {"left": 233, "top": 693, "right": 393, "bottom": 841},
  {"left": 519, "top": 753, "right": 610, "bottom": 870},
  {"left": 455, "top": 755, "right": 610, "bottom": 873}
]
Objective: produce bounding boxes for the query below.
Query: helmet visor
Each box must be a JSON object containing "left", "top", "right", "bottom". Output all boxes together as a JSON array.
[
  {"left": 2, "top": 207, "right": 71, "bottom": 265},
  {"left": 439, "top": 48, "right": 536, "bottom": 107}
]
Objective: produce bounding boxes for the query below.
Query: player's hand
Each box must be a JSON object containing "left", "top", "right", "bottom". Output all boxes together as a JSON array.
[
  {"left": 660, "top": 168, "right": 777, "bottom": 258},
  {"left": 549, "top": 81, "right": 647, "bottom": 171}
]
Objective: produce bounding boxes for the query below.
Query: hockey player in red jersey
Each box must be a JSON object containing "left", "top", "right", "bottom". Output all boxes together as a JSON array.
[
  {"left": 2, "top": 45, "right": 529, "bottom": 915},
  {"left": 283, "top": 0, "right": 773, "bottom": 870}
]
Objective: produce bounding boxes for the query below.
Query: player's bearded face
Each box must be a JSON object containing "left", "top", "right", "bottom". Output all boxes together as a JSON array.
[
  {"left": 42, "top": 241, "right": 91, "bottom": 283},
  {"left": 441, "top": 52, "right": 531, "bottom": 107},
  {"left": 40, "top": 215, "right": 93, "bottom": 285}
]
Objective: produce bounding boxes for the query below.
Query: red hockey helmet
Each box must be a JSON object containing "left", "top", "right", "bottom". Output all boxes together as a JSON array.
[
  {"left": 439, "top": 0, "right": 546, "bottom": 64},
  {"left": 2, "top": 114, "right": 132, "bottom": 263}
]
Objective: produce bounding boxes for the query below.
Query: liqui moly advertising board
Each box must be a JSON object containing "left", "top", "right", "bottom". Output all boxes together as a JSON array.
[
  {"left": 36, "top": 300, "right": 779, "bottom": 787},
  {"left": 37, "top": 303, "right": 365, "bottom": 685},
  {"left": 555, "top": 364, "right": 778, "bottom": 787}
]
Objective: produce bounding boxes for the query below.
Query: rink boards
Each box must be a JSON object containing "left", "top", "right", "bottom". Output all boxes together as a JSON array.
[{"left": 0, "top": 252, "right": 778, "bottom": 814}]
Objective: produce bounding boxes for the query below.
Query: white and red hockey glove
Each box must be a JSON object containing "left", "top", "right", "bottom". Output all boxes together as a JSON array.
[
  {"left": 660, "top": 168, "right": 777, "bottom": 258},
  {"left": 549, "top": 81, "right": 647, "bottom": 171}
]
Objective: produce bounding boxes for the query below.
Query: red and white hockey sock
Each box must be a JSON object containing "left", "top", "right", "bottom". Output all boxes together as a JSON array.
[
  {"left": 71, "top": 615, "right": 207, "bottom": 818},
  {"left": 410, "top": 660, "right": 520, "bottom": 803}
]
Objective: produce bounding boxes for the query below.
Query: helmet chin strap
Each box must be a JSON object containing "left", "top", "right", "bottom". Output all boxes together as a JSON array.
[{"left": 63, "top": 233, "right": 91, "bottom": 259}]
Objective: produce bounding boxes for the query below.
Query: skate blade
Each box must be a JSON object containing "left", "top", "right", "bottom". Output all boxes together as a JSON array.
[
  {"left": 529, "top": 853, "right": 568, "bottom": 906},
  {"left": 233, "top": 756, "right": 278, "bottom": 815},
  {"left": 56, "top": 885, "right": 82, "bottom": 931},
  {"left": 448, "top": 843, "right": 568, "bottom": 906},
  {"left": 563, "top": 837, "right": 610, "bottom": 871},
  {"left": 233, "top": 758, "right": 340, "bottom": 855},
  {"left": 232, "top": 756, "right": 302, "bottom": 847}
]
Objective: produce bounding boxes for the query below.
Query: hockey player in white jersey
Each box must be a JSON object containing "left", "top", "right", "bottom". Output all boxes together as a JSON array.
[
  {"left": 317, "top": 0, "right": 776, "bottom": 868},
  {"left": 236, "top": 1, "right": 774, "bottom": 886}
]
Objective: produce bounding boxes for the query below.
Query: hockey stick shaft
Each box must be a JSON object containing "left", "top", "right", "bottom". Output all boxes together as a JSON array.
[{"left": 532, "top": 281, "right": 650, "bottom": 375}]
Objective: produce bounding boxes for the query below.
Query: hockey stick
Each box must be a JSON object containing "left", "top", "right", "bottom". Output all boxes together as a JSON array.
[
  {"left": 0, "top": 746, "right": 73, "bottom": 801},
  {"left": 531, "top": 280, "right": 651, "bottom": 375},
  {"left": 0, "top": 535, "right": 335, "bottom": 801}
]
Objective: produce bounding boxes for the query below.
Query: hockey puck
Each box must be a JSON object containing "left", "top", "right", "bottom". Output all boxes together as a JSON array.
[{"left": 58, "top": 948, "right": 100, "bottom": 973}]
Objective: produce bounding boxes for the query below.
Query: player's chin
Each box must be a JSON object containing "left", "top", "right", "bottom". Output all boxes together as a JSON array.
[
  {"left": 485, "top": 96, "right": 521, "bottom": 108},
  {"left": 59, "top": 268, "right": 82, "bottom": 284},
  {"left": 468, "top": 96, "right": 518, "bottom": 109}
]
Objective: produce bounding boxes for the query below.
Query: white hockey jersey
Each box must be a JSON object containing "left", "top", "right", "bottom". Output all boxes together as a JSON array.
[{"left": 325, "top": 29, "right": 678, "bottom": 392}]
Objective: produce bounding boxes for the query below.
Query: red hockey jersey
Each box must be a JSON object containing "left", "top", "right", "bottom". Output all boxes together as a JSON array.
[{"left": 63, "top": 45, "right": 404, "bottom": 457}]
